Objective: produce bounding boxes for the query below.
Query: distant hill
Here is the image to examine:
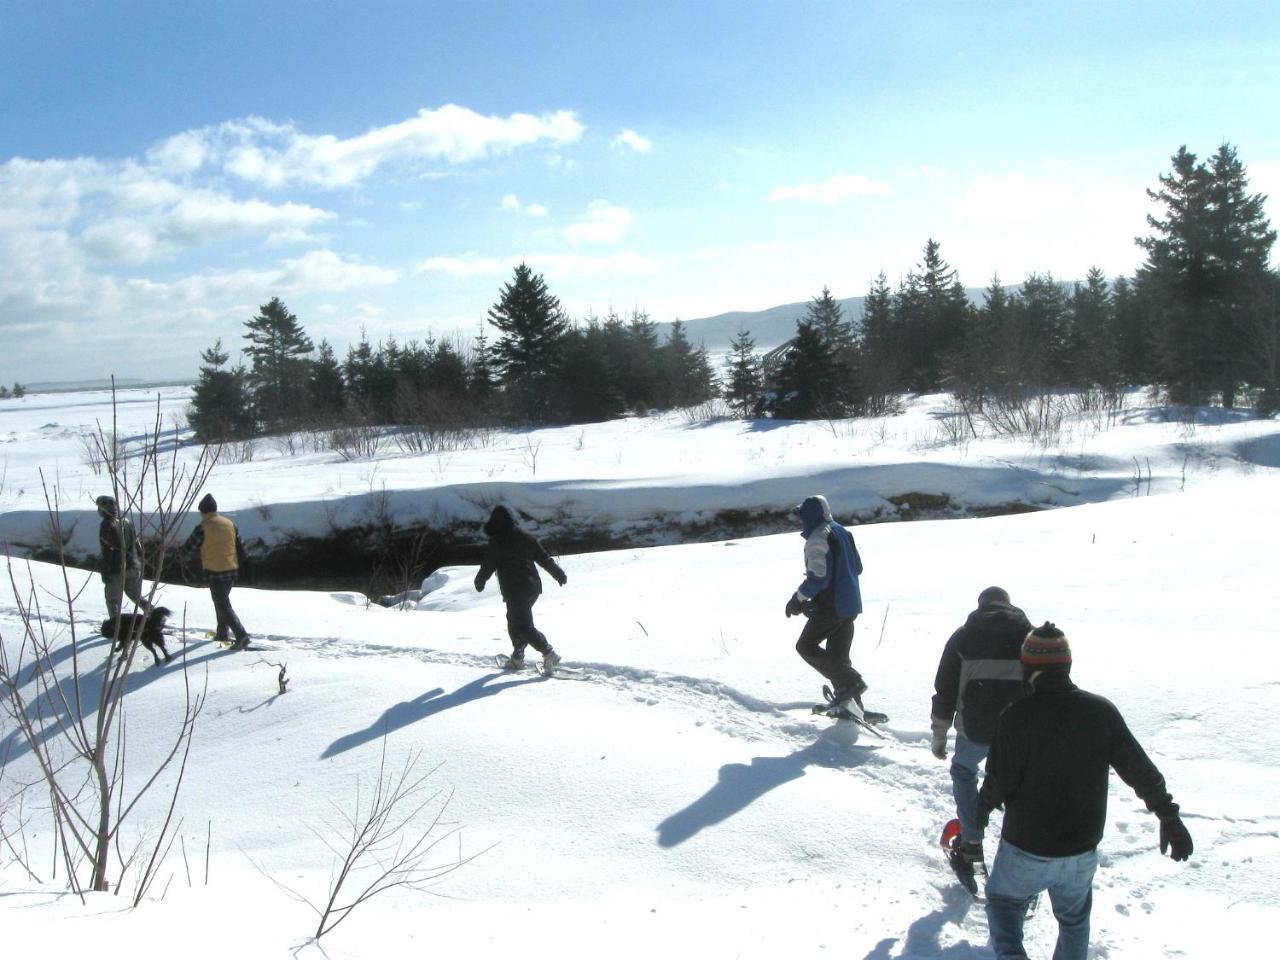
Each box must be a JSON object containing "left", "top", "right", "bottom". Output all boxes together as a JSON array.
[{"left": 659, "top": 287, "right": 998, "bottom": 352}]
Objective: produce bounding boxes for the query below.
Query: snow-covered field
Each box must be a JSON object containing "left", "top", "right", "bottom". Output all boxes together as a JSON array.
[{"left": 2, "top": 386, "right": 1278, "bottom": 958}]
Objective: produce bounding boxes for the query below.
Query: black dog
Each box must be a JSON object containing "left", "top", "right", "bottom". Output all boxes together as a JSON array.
[{"left": 101, "top": 606, "right": 173, "bottom": 666}]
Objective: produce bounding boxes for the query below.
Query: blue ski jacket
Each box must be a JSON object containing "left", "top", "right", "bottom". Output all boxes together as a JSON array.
[{"left": 793, "top": 495, "right": 863, "bottom": 618}]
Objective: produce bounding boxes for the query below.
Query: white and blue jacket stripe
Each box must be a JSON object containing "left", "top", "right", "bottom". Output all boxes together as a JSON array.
[{"left": 793, "top": 494, "right": 863, "bottom": 618}]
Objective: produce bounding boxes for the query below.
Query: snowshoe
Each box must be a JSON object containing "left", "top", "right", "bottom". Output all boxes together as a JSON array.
[
  {"left": 494, "top": 653, "right": 528, "bottom": 671},
  {"left": 941, "top": 818, "right": 985, "bottom": 897}
]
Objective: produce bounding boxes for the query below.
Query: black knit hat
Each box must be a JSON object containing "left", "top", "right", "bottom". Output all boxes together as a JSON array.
[
  {"left": 95, "top": 495, "right": 118, "bottom": 514},
  {"left": 1022, "top": 622, "right": 1071, "bottom": 668},
  {"left": 198, "top": 493, "right": 217, "bottom": 514}
]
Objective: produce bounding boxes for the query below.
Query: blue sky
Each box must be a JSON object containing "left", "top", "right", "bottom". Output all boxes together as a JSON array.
[{"left": 2, "top": 0, "right": 1278, "bottom": 383}]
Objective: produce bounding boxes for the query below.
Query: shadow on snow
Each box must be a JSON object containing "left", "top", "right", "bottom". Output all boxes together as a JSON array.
[
  {"left": 320, "top": 671, "right": 542, "bottom": 759},
  {"left": 656, "top": 724, "right": 876, "bottom": 848}
]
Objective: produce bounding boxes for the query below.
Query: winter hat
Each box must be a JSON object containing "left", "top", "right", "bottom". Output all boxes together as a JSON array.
[
  {"left": 977, "top": 586, "right": 1010, "bottom": 608},
  {"left": 95, "top": 495, "right": 118, "bottom": 515},
  {"left": 198, "top": 493, "right": 217, "bottom": 514},
  {"left": 1021, "top": 622, "right": 1072, "bottom": 668}
]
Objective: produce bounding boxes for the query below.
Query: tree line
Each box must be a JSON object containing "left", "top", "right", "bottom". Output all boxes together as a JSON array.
[
  {"left": 190, "top": 141, "right": 1278, "bottom": 443},
  {"left": 729, "top": 143, "right": 1277, "bottom": 420},
  {"left": 189, "top": 261, "right": 717, "bottom": 442}
]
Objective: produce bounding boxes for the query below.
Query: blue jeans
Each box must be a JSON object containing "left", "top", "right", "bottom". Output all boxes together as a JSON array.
[
  {"left": 985, "top": 840, "right": 1097, "bottom": 960},
  {"left": 950, "top": 734, "right": 988, "bottom": 843}
]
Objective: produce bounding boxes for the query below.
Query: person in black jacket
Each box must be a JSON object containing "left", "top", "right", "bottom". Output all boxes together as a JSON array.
[
  {"left": 930, "top": 586, "right": 1032, "bottom": 878},
  {"left": 97, "top": 494, "right": 152, "bottom": 619},
  {"left": 976, "top": 623, "right": 1193, "bottom": 960},
  {"left": 474, "top": 505, "right": 567, "bottom": 670}
]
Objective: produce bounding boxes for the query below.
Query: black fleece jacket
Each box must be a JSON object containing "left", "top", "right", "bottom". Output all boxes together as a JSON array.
[
  {"left": 977, "top": 671, "right": 1177, "bottom": 857},
  {"left": 475, "top": 506, "right": 565, "bottom": 602}
]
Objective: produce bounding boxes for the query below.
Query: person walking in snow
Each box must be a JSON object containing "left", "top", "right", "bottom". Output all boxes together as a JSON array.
[
  {"left": 475, "top": 505, "right": 567, "bottom": 671},
  {"left": 976, "top": 622, "right": 1194, "bottom": 960},
  {"left": 930, "top": 586, "right": 1033, "bottom": 882},
  {"left": 97, "top": 494, "right": 152, "bottom": 619},
  {"left": 785, "top": 494, "right": 867, "bottom": 707},
  {"left": 182, "top": 493, "right": 251, "bottom": 650}
]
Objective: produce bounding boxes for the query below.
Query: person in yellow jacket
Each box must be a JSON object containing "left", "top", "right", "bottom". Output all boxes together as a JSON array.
[{"left": 183, "top": 493, "right": 251, "bottom": 650}]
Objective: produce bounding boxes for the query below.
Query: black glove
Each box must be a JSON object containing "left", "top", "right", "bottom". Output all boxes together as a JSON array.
[
  {"left": 1159, "top": 814, "right": 1193, "bottom": 862},
  {"left": 474, "top": 574, "right": 486, "bottom": 592},
  {"left": 553, "top": 569, "right": 567, "bottom": 587},
  {"left": 785, "top": 595, "right": 803, "bottom": 618}
]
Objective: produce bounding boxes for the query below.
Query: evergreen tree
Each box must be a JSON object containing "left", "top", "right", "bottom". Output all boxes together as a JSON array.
[
  {"left": 468, "top": 330, "right": 497, "bottom": 403},
  {"left": 309, "top": 340, "right": 347, "bottom": 422},
  {"left": 775, "top": 316, "right": 840, "bottom": 419},
  {"left": 11, "top": 383, "right": 24, "bottom": 399},
  {"left": 806, "top": 286, "right": 858, "bottom": 407},
  {"left": 1068, "top": 267, "right": 1119, "bottom": 389},
  {"left": 242, "top": 297, "right": 314, "bottom": 430},
  {"left": 344, "top": 332, "right": 395, "bottom": 422},
  {"left": 487, "top": 263, "right": 569, "bottom": 419},
  {"left": 858, "top": 271, "right": 904, "bottom": 403},
  {"left": 657, "top": 320, "right": 717, "bottom": 408},
  {"left": 553, "top": 320, "right": 625, "bottom": 422},
  {"left": 952, "top": 274, "right": 1010, "bottom": 404},
  {"left": 188, "top": 340, "right": 253, "bottom": 442},
  {"left": 724, "top": 328, "right": 763, "bottom": 417},
  {"left": 621, "top": 308, "right": 662, "bottom": 410},
  {"left": 895, "top": 239, "right": 971, "bottom": 391},
  {"left": 1111, "top": 276, "right": 1151, "bottom": 385},
  {"left": 1007, "top": 273, "right": 1070, "bottom": 389},
  {"left": 1137, "top": 143, "right": 1277, "bottom": 405}
]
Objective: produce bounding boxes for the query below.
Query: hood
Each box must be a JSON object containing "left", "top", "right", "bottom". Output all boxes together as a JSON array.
[
  {"left": 483, "top": 505, "right": 517, "bottom": 537},
  {"left": 965, "top": 601, "right": 1032, "bottom": 633},
  {"left": 793, "top": 494, "right": 832, "bottom": 537}
]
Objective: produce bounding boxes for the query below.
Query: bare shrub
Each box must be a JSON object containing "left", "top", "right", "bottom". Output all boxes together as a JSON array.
[
  {"left": 329, "top": 423, "right": 385, "bottom": 460},
  {"left": 680, "top": 398, "right": 732, "bottom": 423},
  {"left": 253, "top": 738, "right": 484, "bottom": 941}
]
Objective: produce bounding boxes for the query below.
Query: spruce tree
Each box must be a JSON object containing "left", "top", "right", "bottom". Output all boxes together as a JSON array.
[
  {"left": 657, "top": 320, "right": 716, "bottom": 408},
  {"left": 775, "top": 316, "right": 840, "bottom": 419},
  {"left": 242, "top": 297, "right": 314, "bottom": 430},
  {"left": 188, "top": 340, "right": 253, "bottom": 442},
  {"left": 1137, "top": 143, "right": 1276, "bottom": 405},
  {"left": 1067, "top": 268, "right": 1119, "bottom": 390},
  {"left": 724, "top": 328, "right": 763, "bottom": 417},
  {"left": 487, "top": 263, "right": 569, "bottom": 419},
  {"left": 309, "top": 340, "right": 347, "bottom": 422},
  {"left": 554, "top": 320, "right": 625, "bottom": 422},
  {"left": 859, "top": 271, "right": 904, "bottom": 402}
]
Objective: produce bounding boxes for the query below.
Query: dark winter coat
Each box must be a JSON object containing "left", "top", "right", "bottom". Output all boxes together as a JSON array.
[
  {"left": 976, "top": 671, "right": 1177, "bottom": 858},
  {"left": 475, "top": 506, "right": 565, "bottom": 603},
  {"left": 794, "top": 495, "right": 863, "bottom": 618},
  {"left": 98, "top": 515, "right": 142, "bottom": 575},
  {"left": 931, "top": 600, "right": 1033, "bottom": 745}
]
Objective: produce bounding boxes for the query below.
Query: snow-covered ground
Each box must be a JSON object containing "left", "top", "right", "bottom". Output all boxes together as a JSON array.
[{"left": 2, "top": 386, "right": 1278, "bottom": 958}]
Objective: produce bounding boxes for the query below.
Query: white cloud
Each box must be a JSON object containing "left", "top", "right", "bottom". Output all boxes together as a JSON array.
[
  {"left": 191, "top": 105, "right": 584, "bottom": 188},
  {"left": 768, "top": 173, "right": 893, "bottom": 204},
  {"left": 145, "top": 130, "right": 209, "bottom": 174},
  {"left": 611, "top": 128, "right": 653, "bottom": 154},
  {"left": 81, "top": 192, "right": 334, "bottom": 264},
  {"left": 415, "top": 255, "right": 506, "bottom": 278},
  {"left": 525, "top": 250, "right": 659, "bottom": 278},
  {"left": 565, "top": 201, "right": 632, "bottom": 245},
  {"left": 501, "top": 194, "right": 548, "bottom": 217}
]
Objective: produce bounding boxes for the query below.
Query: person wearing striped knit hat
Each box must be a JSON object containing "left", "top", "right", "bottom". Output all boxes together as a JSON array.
[{"left": 975, "top": 622, "right": 1194, "bottom": 960}]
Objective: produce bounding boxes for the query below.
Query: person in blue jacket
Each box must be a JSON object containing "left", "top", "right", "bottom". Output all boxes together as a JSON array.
[{"left": 785, "top": 494, "right": 867, "bottom": 706}]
